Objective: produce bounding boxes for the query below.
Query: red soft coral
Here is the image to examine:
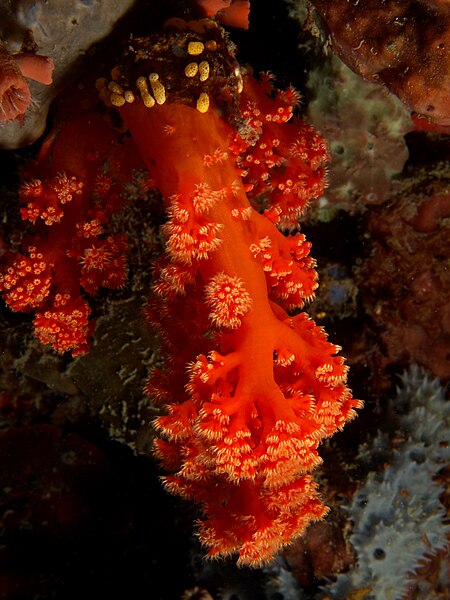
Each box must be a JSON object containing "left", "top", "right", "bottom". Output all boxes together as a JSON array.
[
  {"left": 232, "top": 75, "right": 328, "bottom": 229},
  {"left": 0, "top": 112, "right": 143, "bottom": 355},
  {"left": 195, "top": 0, "right": 250, "bottom": 29},
  {"left": 100, "top": 19, "right": 361, "bottom": 565}
]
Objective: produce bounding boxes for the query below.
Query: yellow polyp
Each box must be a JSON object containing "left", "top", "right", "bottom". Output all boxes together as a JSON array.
[
  {"left": 163, "top": 124, "right": 176, "bottom": 136},
  {"left": 142, "top": 91, "right": 156, "bottom": 108},
  {"left": 184, "top": 62, "right": 199, "bottom": 78},
  {"left": 124, "top": 90, "right": 135, "bottom": 103},
  {"left": 199, "top": 61, "right": 210, "bottom": 82},
  {"left": 108, "top": 81, "right": 124, "bottom": 94},
  {"left": 149, "top": 75, "right": 166, "bottom": 105},
  {"left": 95, "top": 77, "right": 107, "bottom": 91},
  {"left": 187, "top": 41, "right": 205, "bottom": 56},
  {"left": 110, "top": 92, "right": 126, "bottom": 107},
  {"left": 196, "top": 92, "right": 210, "bottom": 113}
]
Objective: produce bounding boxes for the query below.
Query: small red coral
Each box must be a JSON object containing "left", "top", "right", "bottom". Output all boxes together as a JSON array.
[
  {"left": 0, "top": 246, "right": 52, "bottom": 311},
  {"left": 33, "top": 293, "right": 93, "bottom": 356},
  {"left": 19, "top": 173, "right": 83, "bottom": 225},
  {"left": 0, "top": 112, "right": 144, "bottom": 355},
  {"left": 195, "top": 0, "right": 250, "bottom": 29}
]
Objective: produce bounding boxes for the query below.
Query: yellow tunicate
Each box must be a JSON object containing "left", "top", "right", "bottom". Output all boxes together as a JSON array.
[
  {"left": 196, "top": 92, "right": 210, "bottom": 113},
  {"left": 136, "top": 76, "right": 148, "bottom": 91},
  {"left": 110, "top": 92, "right": 126, "bottom": 107},
  {"left": 199, "top": 61, "right": 210, "bottom": 82},
  {"left": 184, "top": 62, "right": 199, "bottom": 78},
  {"left": 108, "top": 81, "right": 124, "bottom": 94},
  {"left": 142, "top": 92, "right": 156, "bottom": 108},
  {"left": 187, "top": 41, "right": 205, "bottom": 56},
  {"left": 124, "top": 90, "right": 135, "bottom": 103},
  {"left": 136, "top": 77, "right": 155, "bottom": 106},
  {"left": 149, "top": 73, "right": 166, "bottom": 105}
]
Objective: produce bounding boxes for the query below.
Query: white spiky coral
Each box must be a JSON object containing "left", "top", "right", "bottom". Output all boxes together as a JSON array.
[{"left": 325, "top": 365, "right": 450, "bottom": 600}]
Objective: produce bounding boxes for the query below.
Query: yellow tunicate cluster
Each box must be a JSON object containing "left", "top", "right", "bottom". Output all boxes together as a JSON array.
[
  {"left": 102, "top": 72, "right": 168, "bottom": 109},
  {"left": 96, "top": 78, "right": 127, "bottom": 107},
  {"left": 137, "top": 76, "right": 156, "bottom": 107},
  {"left": 100, "top": 31, "right": 222, "bottom": 113},
  {"left": 107, "top": 81, "right": 127, "bottom": 106},
  {"left": 184, "top": 60, "right": 210, "bottom": 83},
  {"left": 149, "top": 73, "right": 166, "bottom": 105}
]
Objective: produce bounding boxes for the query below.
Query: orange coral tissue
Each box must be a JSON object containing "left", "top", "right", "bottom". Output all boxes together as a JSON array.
[{"left": 99, "top": 18, "right": 361, "bottom": 566}]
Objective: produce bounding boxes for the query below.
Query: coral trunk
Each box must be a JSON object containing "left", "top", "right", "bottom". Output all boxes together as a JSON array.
[{"left": 119, "top": 97, "right": 359, "bottom": 564}]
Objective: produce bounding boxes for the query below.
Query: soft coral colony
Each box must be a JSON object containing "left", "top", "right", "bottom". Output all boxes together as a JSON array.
[
  {"left": 97, "top": 18, "right": 361, "bottom": 566},
  {"left": 0, "top": 17, "right": 361, "bottom": 565}
]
